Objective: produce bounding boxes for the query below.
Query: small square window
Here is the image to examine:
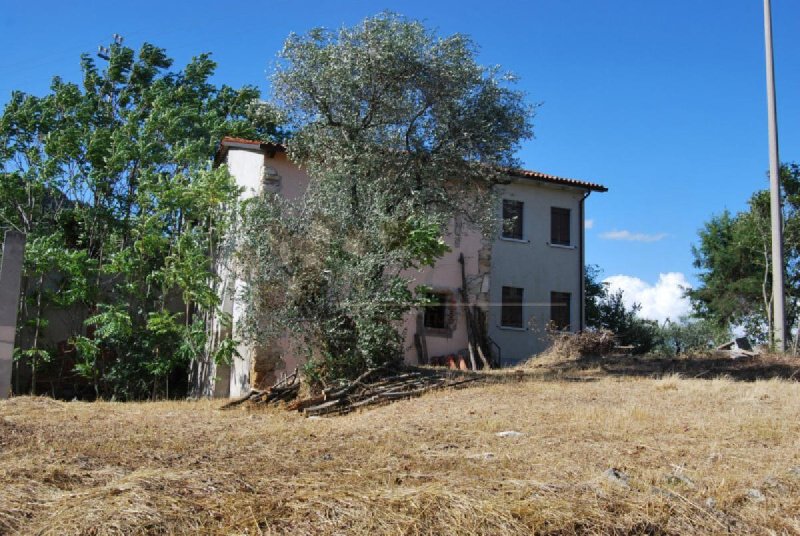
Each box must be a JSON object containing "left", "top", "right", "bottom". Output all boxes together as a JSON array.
[
  {"left": 501, "top": 286, "right": 524, "bottom": 328},
  {"left": 551, "top": 207, "right": 570, "bottom": 245},
  {"left": 502, "top": 200, "right": 524, "bottom": 240},
  {"left": 550, "top": 291, "right": 571, "bottom": 331}
]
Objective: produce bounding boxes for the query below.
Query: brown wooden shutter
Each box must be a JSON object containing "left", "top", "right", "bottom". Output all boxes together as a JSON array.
[{"left": 550, "top": 207, "right": 570, "bottom": 245}]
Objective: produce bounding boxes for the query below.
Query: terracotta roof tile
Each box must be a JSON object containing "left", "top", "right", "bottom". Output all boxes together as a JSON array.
[{"left": 508, "top": 168, "right": 607, "bottom": 192}]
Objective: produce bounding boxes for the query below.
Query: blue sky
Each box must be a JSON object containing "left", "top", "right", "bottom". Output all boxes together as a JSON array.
[{"left": 1, "top": 1, "right": 798, "bottom": 320}]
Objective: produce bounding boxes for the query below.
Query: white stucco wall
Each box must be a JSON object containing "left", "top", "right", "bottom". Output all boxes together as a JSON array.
[{"left": 219, "top": 146, "right": 313, "bottom": 397}]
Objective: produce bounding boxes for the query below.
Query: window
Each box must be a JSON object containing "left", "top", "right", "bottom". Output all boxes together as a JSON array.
[
  {"left": 424, "top": 292, "right": 450, "bottom": 330},
  {"left": 501, "top": 286, "right": 524, "bottom": 328},
  {"left": 550, "top": 292, "right": 571, "bottom": 331},
  {"left": 422, "top": 291, "right": 455, "bottom": 336},
  {"left": 550, "top": 207, "right": 571, "bottom": 245},
  {"left": 502, "top": 200, "right": 524, "bottom": 240}
]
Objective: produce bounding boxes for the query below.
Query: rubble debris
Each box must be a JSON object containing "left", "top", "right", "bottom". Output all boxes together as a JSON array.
[
  {"left": 495, "top": 431, "right": 524, "bottom": 438},
  {"left": 715, "top": 337, "right": 760, "bottom": 360},
  {"left": 664, "top": 472, "right": 695, "bottom": 488},
  {"left": 466, "top": 452, "right": 495, "bottom": 460},
  {"left": 603, "top": 468, "right": 631, "bottom": 488},
  {"left": 746, "top": 488, "right": 765, "bottom": 502}
]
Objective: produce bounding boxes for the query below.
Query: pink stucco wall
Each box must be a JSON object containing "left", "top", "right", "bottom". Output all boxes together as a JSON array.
[
  {"left": 399, "top": 224, "right": 483, "bottom": 365},
  {"left": 224, "top": 144, "right": 482, "bottom": 386}
]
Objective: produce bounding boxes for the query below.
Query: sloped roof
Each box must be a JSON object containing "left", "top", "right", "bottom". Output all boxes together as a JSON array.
[
  {"left": 217, "top": 136, "right": 608, "bottom": 192},
  {"left": 507, "top": 168, "right": 607, "bottom": 192}
]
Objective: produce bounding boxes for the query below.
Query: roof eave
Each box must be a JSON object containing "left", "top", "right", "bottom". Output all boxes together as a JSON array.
[
  {"left": 507, "top": 170, "right": 608, "bottom": 193},
  {"left": 215, "top": 136, "right": 286, "bottom": 166},
  {"left": 214, "top": 137, "right": 609, "bottom": 192}
]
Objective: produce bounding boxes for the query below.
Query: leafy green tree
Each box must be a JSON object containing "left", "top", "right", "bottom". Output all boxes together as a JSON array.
[
  {"left": 595, "top": 289, "right": 659, "bottom": 354},
  {"left": 584, "top": 265, "right": 659, "bottom": 354},
  {"left": 654, "top": 316, "right": 727, "bottom": 356},
  {"left": 689, "top": 163, "right": 800, "bottom": 346},
  {"left": 240, "top": 13, "right": 534, "bottom": 384},
  {"left": 584, "top": 264, "right": 608, "bottom": 329},
  {"left": 0, "top": 39, "right": 281, "bottom": 398}
]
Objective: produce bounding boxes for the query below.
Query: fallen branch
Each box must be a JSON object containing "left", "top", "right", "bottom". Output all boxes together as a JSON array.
[{"left": 219, "top": 389, "right": 265, "bottom": 410}]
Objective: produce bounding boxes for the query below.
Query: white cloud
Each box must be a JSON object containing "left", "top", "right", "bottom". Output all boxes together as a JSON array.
[
  {"left": 604, "top": 272, "right": 692, "bottom": 323},
  {"left": 585, "top": 219, "right": 594, "bottom": 229},
  {"left": 599, "top": 230, "right": 668, "bottom": 242}
]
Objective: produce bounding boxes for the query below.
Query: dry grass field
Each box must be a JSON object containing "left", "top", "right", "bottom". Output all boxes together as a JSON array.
[{"left": 2, "top": 354, "right": 800, "bottom": 535}]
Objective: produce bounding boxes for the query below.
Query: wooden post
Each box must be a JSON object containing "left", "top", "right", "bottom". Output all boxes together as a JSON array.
[
  {"left": 458, "top": 253, "right": 478, "bottom": 370},
  {"left": 414, "top": 314, "right": 429, "bottom": 365}
]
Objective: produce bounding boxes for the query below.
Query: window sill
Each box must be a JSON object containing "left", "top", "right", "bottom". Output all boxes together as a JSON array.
[
  {"left": 424, "top": 328, "right": 454, "bottom": 338},
  {"left": 547, "top": 242, "right": 576, "bottom": 250},
  {"left": 497, "top": 325, "right": 527, "bottom": 331},
  {"left": 499, "top": 236, "right": 530, "bottom": 244}
]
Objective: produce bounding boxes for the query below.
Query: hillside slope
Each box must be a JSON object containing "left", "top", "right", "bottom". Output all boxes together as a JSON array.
[{"left": 2, "top": 371, "right": 800, "bottom": 534}]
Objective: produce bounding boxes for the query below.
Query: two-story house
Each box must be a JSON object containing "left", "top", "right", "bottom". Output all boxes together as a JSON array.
[{"left": 191, "top": 137, "right": 607, "bottom": 398}]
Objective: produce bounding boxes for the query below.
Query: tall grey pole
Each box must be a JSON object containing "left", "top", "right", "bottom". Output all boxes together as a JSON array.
[{"left": 763, "top": 0, "right": 786, "bottom": 351}]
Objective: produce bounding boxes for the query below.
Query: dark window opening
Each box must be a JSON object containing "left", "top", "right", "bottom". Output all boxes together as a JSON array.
[
  {"left": 501, "top": 286, "right": 524, "bottom": 328},
  {"left": 550, "top": 291, "right": 571, "bottom": 331},
  {"left": 551, "top": 207, "right": 571, "bottom": 245},
  {"left": 424, "top": 292, "right": 450, "bottom": 330},
  {"left": 502, "top": 200, "right": 524, "bottom": 240}
]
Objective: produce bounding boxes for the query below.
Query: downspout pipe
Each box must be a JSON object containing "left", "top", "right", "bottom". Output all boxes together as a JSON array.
[{"left": 579, "top": 190, "right": 591, "bottom": 332}]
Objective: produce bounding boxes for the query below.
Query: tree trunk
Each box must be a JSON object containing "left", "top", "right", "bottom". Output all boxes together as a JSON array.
[{"left": 29, "top": 274, "right": 45, "bottom": 395}]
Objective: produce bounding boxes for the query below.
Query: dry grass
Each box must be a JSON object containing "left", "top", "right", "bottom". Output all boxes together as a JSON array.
[
  {"left": 2, "top": 360, "right": 800, "bottom": 534},
  {"left": 525, "top": 330, "right": 617, "bottom": 367}
]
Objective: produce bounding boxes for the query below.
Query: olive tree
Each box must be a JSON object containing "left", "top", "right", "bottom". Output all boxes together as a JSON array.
[{"left": 240, "top": 13, "right": 534, "bottom": 384}]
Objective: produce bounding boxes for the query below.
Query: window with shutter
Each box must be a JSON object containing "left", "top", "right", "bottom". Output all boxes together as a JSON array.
[
  {"left": 501, "top": 286, "right": 524, "bottom": 328},
  {"left": 550, "top": 291, "right": 571, "bottom": 331},
  {"left": 550, "top": 207, "right": 570, "bottom": 245}
]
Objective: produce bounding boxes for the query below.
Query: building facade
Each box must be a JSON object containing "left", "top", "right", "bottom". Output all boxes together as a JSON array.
[{"left": 192, "top": 137, "right": 606, "bottom": 397}]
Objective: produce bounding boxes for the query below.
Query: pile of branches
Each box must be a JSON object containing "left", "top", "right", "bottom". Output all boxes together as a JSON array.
[
  {"left": 221, "top": 366, "right": 482, "bottom": 416},
  {"left": 220, "top": 370, "right": 301, "bottom": 409}
]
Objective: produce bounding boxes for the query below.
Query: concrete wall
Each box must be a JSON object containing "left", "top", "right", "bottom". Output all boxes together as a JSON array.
[
  {"left": 487, "top": 181, "right": 585, "bottom": 364},
  {"left": 0, "top": 231, "right": 25, "bottom": 399}
]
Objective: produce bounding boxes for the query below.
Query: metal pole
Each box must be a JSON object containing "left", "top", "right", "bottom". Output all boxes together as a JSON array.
[{"left": 763, "top": 0, "right": 786, "bottom": 351}]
